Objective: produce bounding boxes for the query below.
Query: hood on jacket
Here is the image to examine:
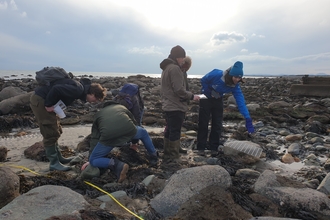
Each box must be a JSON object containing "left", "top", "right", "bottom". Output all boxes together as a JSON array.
[
  {"left": 80, "top": 78, "right": 91, "bottom": 87},
  {"left": 78, "top": 78, "right": 92, "bottom": 102},
  {"left": 120, "top": 83, "right": 138, "bottom": 96},
  {"left": 102, "top": 100, "right": 120, "bottom": 108},
  {"left": 160, "top": 58, "right": 178, "bottom": 70}
]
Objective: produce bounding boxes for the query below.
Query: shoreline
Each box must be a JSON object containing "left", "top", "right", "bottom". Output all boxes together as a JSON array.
[{"left": 1, "top": 69, "right": 329, "bottom": 81}]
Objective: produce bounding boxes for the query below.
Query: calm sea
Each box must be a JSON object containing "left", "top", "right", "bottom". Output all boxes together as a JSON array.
[
  {"left": 0, "top": 69, "right": 279, "bottom": 80},
  {"left": 0, "top": 70, "right": 166, "bottom": 80}
]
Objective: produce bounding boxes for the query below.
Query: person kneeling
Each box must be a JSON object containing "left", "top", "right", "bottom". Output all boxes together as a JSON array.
[{"left": 83, "top": 101, "right": 158, "bottom": 183}]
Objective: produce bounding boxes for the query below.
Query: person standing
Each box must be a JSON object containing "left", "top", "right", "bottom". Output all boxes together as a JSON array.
[
  {"left": 160, "top": 45, "right": 200, "bottom": 162},
  {"left": 163, "top": 55, "right": 193, "bottom": 154},
  {"left": 30, "top": 77, "right": 107, "bottom": 171},
  {"left": 196, "top": 61, "right": 255, "bottom": 156}
]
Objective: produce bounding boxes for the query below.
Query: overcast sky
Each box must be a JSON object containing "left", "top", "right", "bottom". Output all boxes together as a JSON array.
[{"left": 1, "top": 0, "right": 330, "bottom": 76}]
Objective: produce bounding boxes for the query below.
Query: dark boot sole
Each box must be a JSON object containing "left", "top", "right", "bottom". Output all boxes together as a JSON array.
[
  {"left": 118, "top": 164, "right": 129, "bottom": 183},
  {"left": 59, "top": 158, "right": 74, "bottom": 164},
  {"left": 49, "top": 166, "right": 71, "bottom": 171},
  {"left": 179, "top": 149, "right": 187, "bottom": 154},
  {"left": 197, "top": 151, "right": 205, "bottom": 156},
  {"left": 163, "top": 158, "right": 181, "bottom": 164}
]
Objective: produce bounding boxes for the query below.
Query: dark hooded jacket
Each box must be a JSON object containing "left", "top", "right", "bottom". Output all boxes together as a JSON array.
[
  {"left": 113, "top": 83, "right": 144, "bottom": 125},
  {"left": 160, "top": 58, "right": 193, "bottom": 112},
  {"left": 34, "top": 78, "right": 91, "bottom": 107}
]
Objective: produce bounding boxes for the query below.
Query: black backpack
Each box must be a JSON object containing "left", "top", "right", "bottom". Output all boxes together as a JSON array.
[{"left": 35, "top": 66, "right": 73, "bottom": 86}]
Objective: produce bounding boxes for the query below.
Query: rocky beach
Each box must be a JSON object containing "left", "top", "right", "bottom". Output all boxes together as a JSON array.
[{"left": 0, "top": 74, "right": 330, "bottom": 220}]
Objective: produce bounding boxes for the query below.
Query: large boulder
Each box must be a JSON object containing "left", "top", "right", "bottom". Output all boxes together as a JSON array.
[
  {"left": 0, "top": 185, "right": 90, "bottom": 219},
  {"left": 0, "top": 167, "right": 20, "bottom": 209},
  {"left": 0, "top": 86, "right": 26, "bottom": 101},
  {"left": 0, "top": 91, "right": 33, "bottom": 115},
  {"left": 150, "top": 165, "right": 232, "bottom": 218},
  {"left": 254, "top": 170, "right": 330, "bottom": 217}
]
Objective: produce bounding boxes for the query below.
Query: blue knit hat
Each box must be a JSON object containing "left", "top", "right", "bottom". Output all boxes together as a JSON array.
[{"left": 229, "top": 61, "right": 243, "bottom": 77}]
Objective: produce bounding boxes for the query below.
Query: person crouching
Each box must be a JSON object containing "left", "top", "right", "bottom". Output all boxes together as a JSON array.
[{"left": 87, "top": 101, "right": 158, "bottom": 183}]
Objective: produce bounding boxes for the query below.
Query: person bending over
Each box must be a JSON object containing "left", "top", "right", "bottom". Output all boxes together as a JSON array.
[
  {"left": 30, "top": 77, "right": 107, "bottom": 171},
  {"left": 197, "top": 61, "right": 255, "bottom": 156}
]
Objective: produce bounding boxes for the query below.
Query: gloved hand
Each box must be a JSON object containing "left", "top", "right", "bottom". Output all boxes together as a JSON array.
[{"left": 245, "top": 118, "right": 255, "bottom": 133}]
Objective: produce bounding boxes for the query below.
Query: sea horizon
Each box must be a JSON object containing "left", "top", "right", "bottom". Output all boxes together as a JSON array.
[{"left": 0, "top": 69, "right": 328, "bottom": 80}]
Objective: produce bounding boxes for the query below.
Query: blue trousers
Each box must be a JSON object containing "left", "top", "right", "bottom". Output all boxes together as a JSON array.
[{"left": 89, "top": 126, "right": 156, "bottom": 168}]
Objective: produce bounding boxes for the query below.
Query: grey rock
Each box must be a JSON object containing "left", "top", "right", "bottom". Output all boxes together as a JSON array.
[
  {"left": 0, "top": 185, "right": 89, "bottom": 220},
  {"left": 150, "top": 165, "right": 231, "bottom": 217},
  {"left": 97, "top": 190, "right": 127, "bottom": 202},
  {"left": 287, "top": 143, "right": 301, "bottom": 155},
  {"left": 0, "top": 86, "right": 26, "bottom": 101},
  {"left": 235, "top": 168, "right": 261, "bottom": 179},
  {"left": 254, "top": 170, "right": 330, "bottom": 217},
  {"left": 0, "top": 167, "right": 20, "bottom": 209},
  {"left": 142, "top": 174, "right": 155, "bottom": 186},
  {"left": 0, "top": 91, "right": 33, "bottom": 115},
  {"left": 317, "top": 172, "right": 330, "bottom": 195},
  {"left": 249, "top": 217, "right": 300, "bottom": 220}
]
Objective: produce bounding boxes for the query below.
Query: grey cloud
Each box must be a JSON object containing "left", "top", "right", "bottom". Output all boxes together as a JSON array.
[
  {"left": 233, "top": 52, "right": 330, "bottom": 64},
  {"left": 211, "top": 32, "right": 247, "bottom": 46},
  {"left": 0, "top": 0, "right": 18, "bottom": 10},
  {"left": 251, "top": 33, "right": 265, "bottom": 38},
  {"left": 0, "top": 1, "right": 8, "bottom": 9},
  {"left": 291, "top": 52, "right": 330, "bottom": 62},
  {"left": 10, "top": 0, "right": 18, "bottom": 10},
  {"left": 128, "top": 46, "right": 163, "bottom": 55},
  {"left": 0, "top": 0, "right": 329, "bottom": 76}
]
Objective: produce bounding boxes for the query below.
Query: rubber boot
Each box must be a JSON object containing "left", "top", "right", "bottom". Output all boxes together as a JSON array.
[
  {"left": 149, "top": 151, "right": 159, "bottom": 167},
  {"left": 45, "top": 145, "right": 71, "bottom": 171},
  {"left": 109, "top": 158, "right": 129, "bottom": 183},
  {"left": 171, "top": 140, "right": 181, "bottom": 161},
  {"left": 55, "top": 144, "right": 75, "bottom": 164},
  {"left": 163, "top": 137, "right": 170, "bottom": 160},
  {"left": 163, "top": 140, "right": 180, "bottom": 163}
]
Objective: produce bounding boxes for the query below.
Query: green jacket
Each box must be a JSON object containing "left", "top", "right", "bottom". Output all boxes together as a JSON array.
[{"left": 89, "top": 101, "right": 137, "bottom": 150}]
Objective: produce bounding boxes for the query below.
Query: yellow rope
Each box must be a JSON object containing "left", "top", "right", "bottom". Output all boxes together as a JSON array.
[
  {"left": 0, "top": 163, "right": 144, "bottom": 220},
  {"left": 0, "top": 164, "right": 41, "bottom": 176},
  {"left": 84, "top": 181, "right": 144, "bottom": 220}
]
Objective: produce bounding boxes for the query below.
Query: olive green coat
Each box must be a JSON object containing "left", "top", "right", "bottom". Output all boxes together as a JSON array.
[{"left": 89, "top": 102, "right": 137, "bottom": 150}]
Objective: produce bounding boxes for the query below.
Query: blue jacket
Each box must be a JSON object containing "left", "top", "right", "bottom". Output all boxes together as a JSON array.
[{"left": 201, "top": 69, "right": 250, "bottom": 118}]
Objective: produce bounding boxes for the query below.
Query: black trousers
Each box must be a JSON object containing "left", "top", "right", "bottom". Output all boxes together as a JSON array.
[
  {"left": 164, "top": 111, "right": 185, "bottom": 141},
  {"left": 197, "top": 98, "right": 223, "bottom": 151}
]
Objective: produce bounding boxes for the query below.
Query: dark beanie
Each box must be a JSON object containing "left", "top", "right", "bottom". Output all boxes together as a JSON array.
[
  {"left": 170, "top": 45, "right": 186, "bottom": 59},
  {"left": 229, "top": 61, "right": 244, "bottom": 77}
]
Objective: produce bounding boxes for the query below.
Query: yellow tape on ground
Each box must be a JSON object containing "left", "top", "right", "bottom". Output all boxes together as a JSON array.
[
  {"left": 84, "top": 181, "right": 144, "bottom": 220},
  {"left": 0, "top": 163, "right": 144, "bottom": 220},
  {"left": 0, "top": 164, "right": 41, "bottom": 175}
]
